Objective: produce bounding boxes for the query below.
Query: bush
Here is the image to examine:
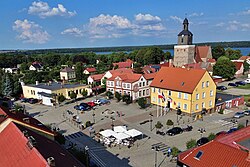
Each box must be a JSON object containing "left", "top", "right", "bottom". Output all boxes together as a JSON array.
[
  {"left": 115, "top": 92, "right": 122, "bottom": 102},
  {"left": 186, "top": 139, "right": 196, "bottom": 149},
  {"left": 238, "top": 124, "right": 245, "bottom": 129},
  {"left": 106, "top": 91, "right": 113, "bottom": 99},
  {"left": 57, "top": 94, "right": 66, "bottom": 103},
  {"left": 138, "top": 97, "right": 147, "bottom": 109},
  {"left": 171, "top": 147, "right": 180, "bottom": 157},
  {"left": 85, "top": 121, "right": 92, "bottom": 127},
  {"left": 208, "top": 133, "right": 216, "bottom": 141},
  {"left": 166, "top": 119, "right": 174, "bottom": 127},
  {"left": 155, "top": 121, "right": 163, "bottom": 129},
  {"left": 218, "top": 109, "right": 224, "bottom": 114}
]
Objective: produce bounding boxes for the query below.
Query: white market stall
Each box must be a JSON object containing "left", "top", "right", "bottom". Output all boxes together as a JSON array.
[
  {"left": 99, "top": 129, "right": 117, "bottom": 138},
  {"left": 113, "top": 126, "right": 127, "bottom": 133},
  {"left": 125, "top": 129, "right": 143, "bottom": 138}
]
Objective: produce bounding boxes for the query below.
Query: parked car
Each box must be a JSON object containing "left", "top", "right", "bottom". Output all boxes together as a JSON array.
[
  {"left": 244, "top": 79, "right": 250, "bottom": 84},
  {"left": 182, "top": 125, "right": 193, "bottom": 132},
  {"left": 156, "top": 130, "right": 165, "bottom": 136},
  {"left": 20, "top": 98, "right": 29, "bottom": 103},
  {"left": 197, "top": 137, "right": 209, "bottom": 146},
  {"left": 216, "top": 86, "right": 227, "bottom": 90},
  {"left": 74, "top": 105, "right": 89, "bottom": 111},
  {"left": 87, "top": 101, "right": 96, "bottom": 107},
  {"left": 235, "top": 81, "right": 246, "bottom": 85},
  {"left": 29, "top": 98, "right": 38, "bottom": 104},
  {"left": 92, "top": 99, "right": 102, "bottom": 105},
  {"left": 166, "top": 127, "right": 183, "bottom": 136},
  {"left": 227, "top": 127, "right": 238, "bottom": 134},
  {"left": 79, "top": 103, "right": 91, "bottom": 110},
  {"left": 244, "top": 110, "right": 250, "bottom": 116},
  {"left": 228, "top": 83, "right": 238, "bottom": 87},
  {"left": 234, "top": 111, "right": 245, "bottom": 118},
  {"left": 99, "top": 98, "right": 111, "bottom": 105}
]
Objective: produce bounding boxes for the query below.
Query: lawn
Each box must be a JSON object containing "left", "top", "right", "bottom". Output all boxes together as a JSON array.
[
  {"left": 237, "top": 84, "right": 250, "bottom": 89},
  {"left": 243, "top": 94, "right": 250, "bottom": 102}
]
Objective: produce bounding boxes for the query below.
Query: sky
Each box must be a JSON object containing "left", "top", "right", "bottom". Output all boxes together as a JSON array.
[{"left": 0, "top": 0, "right": 250, "bottom": 50}]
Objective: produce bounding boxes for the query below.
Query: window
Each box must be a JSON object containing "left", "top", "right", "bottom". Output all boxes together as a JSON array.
[
  {"left": 195, "top": 151, "right": 203, "bottom": 160},
  {"left": 139, "top": 82, "right": 142, "bottom": 87},
  {"left": 202, "top": 82, "right": 205, "bottom": 88},
  {"left": 183, "top": 104, "right": 188, "bottom": 110},
  {"left": 177, "top": 102, "right": 181, "bottom": 108},
  {"left": 153, "top": 97, "right": 156, "bottom": 102},
  {"left": 210, "top": 90, "right": 214, "bottom": 97},
  {"left": 153, "top": 88, "right": 156, "bottom": 93},
  {"left": 143, "top": 90, "right": 145, "bottom": 96},
  {"left": 202, "top": 102, "right": 205, "bottom": 108},
  {"left": 123, "top": 83, "right": 126, "bottom": 88},
  {"left": 196, "top": 104, "right": 199, "bottom": 110},
  {"left": 139, "top": 91, "right": 141, "bottom": 97},
  {"left": 110, "top": 82, "right": 113, "bottom": 86},
  {"left": 146, "top": 89, "right": 149, "bottom": 95},
  {"left": 158, "top": 98, "right": 161, "bottom": 103},
  {"left": 202, "top": 92, "right": 206, "bottom": 99},
  {"left": 107, "top": 81, "right": 110, "bottom": 86},
  {"left": 116, "top": 81, "right": 120, "bottom": 86},
  {"left": 76, "top": 90, "right": 78, "bottom": 94},
  {"left": 196, "top": 93, "right": 199, "bottom": 100},
  {"left": 158, "top": 88, "right": 161, "bottom": 93},
  {"left": 143, "top": 82, "right": 145, "bottom": 87},
  {"left": 168, "top": 91, "right": 172, "bottom": 96},
  {"left": 209, "top": 100, "right": 213, "bottom": 107},
  {"left": 178, "top": 92, "right": 182, "bottom": 99},
  {"left": 184, "top": 93, "right": 188, "bottom": 100},
  {"left": 206, "top": 81, "right": 209, "bottom": 87},
  {"left": 127, "top": 84, "right": 130, "bottom": 89}
]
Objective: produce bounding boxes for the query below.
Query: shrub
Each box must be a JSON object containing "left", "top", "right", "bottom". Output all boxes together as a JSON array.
[
  {"left": 238, "top": 124, "right": 245, "bottom": 129},
  {"left": 218, "top": 109, "right": 224, "bottom": 114},
  {"left": 186, "top": 139, "right": 196, "bottom": 149},
  {"left": 85, "top": 121, "right": 92, "bottom": 127},
  {"left": 115, "top": 92, "right": 122, "bottom": 102},
  {"left": 57, "top": 94, "right": 66, "bottom": 103},
  {"left": 137, "top": 97, "right": 147, "bottom": 109},
  {"left": 106, "top": 91, "right": 114, "bottom": 99},
  {"left": 166, "top": 119, "right": 174, "bottom": 127},
  {"left": 171, "top": 147, "right": 180, "bottom": 157},
  {"left": 155, "top": 121, "right": 163, "bottom": 129},
  {"left": 208, "top": 133, "right": 216, "bottom": 141}
]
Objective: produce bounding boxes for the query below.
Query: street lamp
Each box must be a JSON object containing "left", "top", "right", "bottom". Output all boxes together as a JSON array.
[
  {"left": 149, "top": 112, "right": 153, "bottom": 131},
  {"left": 84, "top": 146, "right": 90, "bottom": 167}
]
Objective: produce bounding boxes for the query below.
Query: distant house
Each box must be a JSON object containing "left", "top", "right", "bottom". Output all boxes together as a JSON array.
[
  {"left": 83, "top": 67, "right": 97, "bottom": 75},
  {"left": 232, "top": 61, "right": 244, "bottom": 77},
  {"left": 215, "top": 93, "right": 244, "bottom": 112},
  {"left": 60, "top": 67, "right": 76, "bottom": 81},
  {"left": 88, "top": 74, "right": 104, "bottom": 85},
  {"left": 195, "top": 45, "right": 213, "bottom": 63},
  {"left": 29, "top": 62, "right": 43, "bottom": 71},
  {"left": 113, "top": 59, "right": 133, "bottom": 69}
]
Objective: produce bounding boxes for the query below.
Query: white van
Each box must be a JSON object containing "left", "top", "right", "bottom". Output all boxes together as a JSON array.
[{"left": 245, "top": 79, "right": 250, "bottom": 84}]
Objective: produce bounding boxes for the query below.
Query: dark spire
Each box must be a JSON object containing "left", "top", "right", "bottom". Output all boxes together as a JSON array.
[{"left": 183, "top": 18, "right": 189, "bottom": 31}]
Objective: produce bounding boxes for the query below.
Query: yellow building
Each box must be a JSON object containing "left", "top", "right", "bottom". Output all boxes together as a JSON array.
[
  {"left": 22, "top": 81, "right": 92, "bottom": 106},
  {"left": 150, "top": 67, "right": 216, "bottom": 115}
]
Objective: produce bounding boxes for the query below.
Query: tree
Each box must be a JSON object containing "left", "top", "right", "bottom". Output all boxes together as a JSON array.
[
  {"left": 208, "top": 133, "right": 216, "bottom": 141},
  {"left": 122, "top": 94, "right": 132, "bottom": 104},
  {"left": 143, "top": 47, "right": 164, "bottom": 65},
  {"left": 155, "top": 121, "right": 163, "bottom": 129},
  {"left": 133, "top": 67, "right": 144, "bottom": 74},
  {"left": 212, "top": 45, "right": 225, "bottom": 60},
  {"left": 171, "top": 147, "right": 180, "bottom": 158},
  {"left": 19, "top": 62, "right": 28, "bottom": 73},
  {"left": 138, "top": 97, "right": 147, "bottom": 108},
  {"left": 186, "top": 139, "right": 196, "bottom": 149},
  {"left": 58, "top": 94, "right": 66, "bottom": 103},
  {"left": 101, "top": 77, "right": 107, "bottom": 89},
  {"left": 115, "top": 92, "right": 122, "bottom": 102},
  {"left": 225, "top": 48, "right": 242, "bottom": 60},
  {"left": 238, "top": 124, "right": 245, "bottom": 129},
  {"left": 81, "top": 89, "right": 88, "bottom": 98},
  {"left": 106, "top": 91, "right": 114, "bottom": 99},
  {"left": 243, "top": 60, "right": 249, "bottom": 74},
  {"left": 166, "top": 119, "right": 174, "bottom": 128},
  {"left": 2, "top": 73, "right": 14, "bottom": 97},
  {"left": 164, "top": 51, "right": 172, "bottom": 60},
  {"left": 75, "top": 62, "right": 84, "bottom": 81},
  {"left": 213, "top": 56, "right": 236, "bottom": 79},
  {"left": 69, "top": 91, "right": 77, "bottom": 100}
]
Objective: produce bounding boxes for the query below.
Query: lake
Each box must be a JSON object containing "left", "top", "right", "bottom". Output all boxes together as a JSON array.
[{"left": 95, "top": 47, "right": 250, "bottom": 56}]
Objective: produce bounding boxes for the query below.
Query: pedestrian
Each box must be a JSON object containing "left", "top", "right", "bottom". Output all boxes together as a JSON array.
[
  {"left": 167, "top": 147, "right": 172, "bottom": 157},
  {"left": 246, "top": 120, "right": 249, "bottom": 127}
]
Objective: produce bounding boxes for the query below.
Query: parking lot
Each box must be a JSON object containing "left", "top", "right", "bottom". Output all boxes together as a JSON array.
[{"left": 16, "top": 93, "right": 250, "bottom": 167}]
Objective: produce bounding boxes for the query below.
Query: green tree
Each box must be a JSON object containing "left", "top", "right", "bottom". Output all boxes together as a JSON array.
[
  {"left": 155, "top": 121, "right": 163, "bottom": 129},
  {"left": 186, "top": 139, "right": 196, "bottom": 149},
  {"left": 2, "top": 73, "right": 14, "bottom": 97},
  {"left": 164, "top": 51, "right": 172, "bottom": 60},
  {"left": 138, "top": 97, "right": 147, "bottom": 109},
  {"left": 212, "top": 45, "right": 225, "bottom": 60},
  {"left": 122, "top": 94, "right": 132, "bottom": 104},
  {"left": 171, "top": 147, "right": 180, "bottom": 158},
  {"left": 69, "top": 91, "right": 77, "bottom": 100},
  {"left": 81, "top": 89, "right": 88, "bottom": 98},
  {"left": 238, "top": 124, "right": 245, "bottom": 129},
  {"left": 208, "top": 133, "right": 216, "bottom": 141},
  {"left": 166, "top": 119, "right": 174, "bottom": 128},
  {"left": 106, "top": 91, "right": 113, "bottom": 99},
  {"left": 133, "top": 67, "right": 144, "bottom": 74},
  {"left": 57, "top": 94, "right": 66, "bottom": 103},
  {"left": 213, "top": 56, "right": 236, "bottom": 79},
  {"left": 19, "top": 62, "right": 28, "bottom": 73},
  {"left": 102, "top": 77, "right": 107, "bottom": 89},
  {"left": 115, "top": 92, "right": 122, "bottom": 102},
  {"left": 143, "top": 47, "right": 164, "bottom": 65},
  {"left": 225, "top": 48, "right": 242, "bottom": 60},
  {"left": 75, "top": 62, "right": 84, "bottom": 81},
  {"left": 243, "top": 60, "right": 249, "bottom": 74}
]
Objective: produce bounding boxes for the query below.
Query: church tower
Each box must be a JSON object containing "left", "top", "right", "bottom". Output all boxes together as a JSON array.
[{"left": 173, "top": 18, "right": 195, "bottom": 67}]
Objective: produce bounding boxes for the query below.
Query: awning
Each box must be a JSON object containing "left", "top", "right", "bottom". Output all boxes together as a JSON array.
[
  {"left": 113, "top": 126, "right": 127, "bottom": 133},
  {"left": 99, "top": 129, "right": 117, "bottom": 138},
  {"left": 125, "top": 129, "right": 143, "bottom": 138},
  {"left": 113, "top": 132, "right": 130, "bottom": 141}
]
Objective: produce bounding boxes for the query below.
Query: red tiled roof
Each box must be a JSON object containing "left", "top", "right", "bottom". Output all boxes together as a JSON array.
[
  {"left": 89, "top": 74, "right": 104, "bottom": 81},
  {"left": 85, "top": 67, "right": 96, "bottom": 72},
  {"left": 61, "top": 67, "right": 74, "bottom": 72},
  {"left": 113, "top": 62, "right": 132, "bottom": 69},
  {"left": 234, "top": 62, "right": 243, "bottom": 71},
  {"left": 178, "top": 125, "right": 250, "bottom": 167},
  {"left": 150, "top": 67, "right": 206, "bottom": 94},
  {"left": 108, "top": 73, "right": 142, "bottom": 83},
  {"left": 239, "top": 56, "right": 250, "bottom": 61},
  {"left": 183, "top": 63, "right": 202, "bottom": 69},
  {"left": 143, "top": 66, "right": 156, "bottom": 74},
  {"left": 108, "top": 68, "right": 133, "bottom": 75},
  {"left": 196, "top": 46, "right": 211, "bottom": 59},
  {"left": 143, "top": 73, "right": 157, "bottom": 80},
  {"left": 0, "top": 121, "right": 47, "bottom": 167}
]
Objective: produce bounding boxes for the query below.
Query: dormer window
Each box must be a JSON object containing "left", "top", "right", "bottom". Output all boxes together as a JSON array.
[
  {"left": 194, "top": 151, "right": 203, "bottom": 160},
  {"left": 160, "top": 79, "right": 163, "bottom": 83}
]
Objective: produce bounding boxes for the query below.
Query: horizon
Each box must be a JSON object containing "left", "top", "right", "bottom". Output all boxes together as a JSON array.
[{"left": 0, "top": 0, "right": 250, "bottom": 50}]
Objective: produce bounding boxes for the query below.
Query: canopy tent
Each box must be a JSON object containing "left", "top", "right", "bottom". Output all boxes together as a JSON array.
[
  {"left": 113, "top": 132, "right": 131, "bottom": 141},
  {"left": 113, "top": 126, "right": 127, "bottom": 133},
  {"left": 125, "top": 129, "right": 143, "bottom": 138},
  {"left": 99, "top": 129, "right": 117, "bottom": 138}
]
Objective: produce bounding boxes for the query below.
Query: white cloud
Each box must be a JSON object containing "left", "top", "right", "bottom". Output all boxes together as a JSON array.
[
  {"left": 215, "top": 22, "right": 225, "bottom": 27},
  {"left": 189, "top": 12, "right": 204, "bottom": 17},
  {"left": 28, "top": 1, "right": 76, "bottom": 18},
  {"left": 170, "top": 16, "right": 183, "bottom": 23},
  {"left": 13, "top": 19, "right": 50, "bottom": 44},
  {"left": 61, "top": 28, "right": 83, "bottom": 37},
  {"left": 239, "top": 9, "right": 250, "bottom": 15},
  {"left": 134, "top": 13, "right": 165, "bottom": 31},
  {"left": 226, "top": 20, "right": 250, "bottom": 31}
]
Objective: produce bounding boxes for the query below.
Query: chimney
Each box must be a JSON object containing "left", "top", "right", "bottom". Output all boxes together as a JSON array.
[
  {"left": 36, "top": 81, "right": 39, "bottom": 85},
  {"left": 47, "top": 157, "right": 56, "bottom": 167}
]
